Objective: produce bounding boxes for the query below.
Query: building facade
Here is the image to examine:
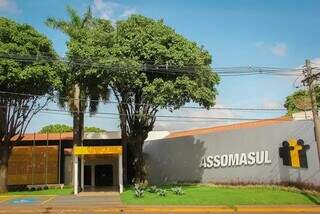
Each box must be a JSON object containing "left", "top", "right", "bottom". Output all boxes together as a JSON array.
[
  {"left": 7, "top": 117, "right": 320, "bottom": 194},
  {"left": 144, "top": 119, "right": 320, "bottom": 185}
]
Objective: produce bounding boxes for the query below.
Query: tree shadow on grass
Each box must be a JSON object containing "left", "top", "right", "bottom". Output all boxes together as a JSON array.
[{"left": 300, "top": 191, "right": 320, "bottom": 205}]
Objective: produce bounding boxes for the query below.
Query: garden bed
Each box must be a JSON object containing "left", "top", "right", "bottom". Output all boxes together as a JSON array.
[{"left": 120, "top": 184, "right": 320, "bottom": 206}]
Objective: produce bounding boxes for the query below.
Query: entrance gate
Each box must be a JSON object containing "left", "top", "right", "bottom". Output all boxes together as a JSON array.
[{"left": 73, "top": 146, "right": 123, "bottom": 195}]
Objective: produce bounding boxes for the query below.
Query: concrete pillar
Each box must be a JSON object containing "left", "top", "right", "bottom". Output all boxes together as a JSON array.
[
  {"left": 73, "top": 154, "right": 78, "bottom": 195},
  {"left": 118, "top": 154, "right": 123, "bottom": 193},
  {"left": 81, "top": 155, "right": 84, "bottom": 191}
]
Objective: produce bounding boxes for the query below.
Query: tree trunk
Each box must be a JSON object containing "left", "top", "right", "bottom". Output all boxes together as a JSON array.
[
  {"left": 0, "top": 145, "right": 9, "bottom": 193},
  {"left": 132, "top": 138, "right": 146, "bottom": 184},
  {"left": 119, "top": 105, "right": 128, "bottom": 185}
]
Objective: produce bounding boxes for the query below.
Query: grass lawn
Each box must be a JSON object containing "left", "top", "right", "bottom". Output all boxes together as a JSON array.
[
  {"left": 0, "top": 187, "right": 73, "bottom": 196},
  {"left": 121, "top": 185, "right": 320, "bottom": 206}
]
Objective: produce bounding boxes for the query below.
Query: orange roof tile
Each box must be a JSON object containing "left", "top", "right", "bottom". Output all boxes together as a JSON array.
[
  {"left": 17, "top": 132, "right": 73, "bottom": 141},
  {"left": 166, "top": 116, "right": 292, "bottom": 139}
]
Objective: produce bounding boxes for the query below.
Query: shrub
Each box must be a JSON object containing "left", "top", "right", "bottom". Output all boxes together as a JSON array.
[
  {"left": 157, "top": 189, "right": 167, "bottom": 197},
  {"left": 171, "top": 186, "right": 184, "bottom": 195},
  {"left": 134, "top": 188, "right": 144, "bottom": 198},
  {"left": 148, "top": 185, "right": 158, "bottom": 193},
  {"left": 134, "top": 183, "right": 145, "bottom": 198}
]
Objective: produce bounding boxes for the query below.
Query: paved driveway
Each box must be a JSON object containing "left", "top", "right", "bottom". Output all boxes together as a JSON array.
[{"left": 0, "top": 194, "right": 121, "bottom": 208}]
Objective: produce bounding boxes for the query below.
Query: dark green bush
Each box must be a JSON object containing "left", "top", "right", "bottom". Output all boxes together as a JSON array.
[{"left": 157, "top": 189, "right": 167, "bottom": 197}]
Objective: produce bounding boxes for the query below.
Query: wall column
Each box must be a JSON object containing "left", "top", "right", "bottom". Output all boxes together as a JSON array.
[
  {"left": 118, "top": 154, "right": 123, "bottom": 193},
  {"left": 73, "top": 154, "right": 78, "bottom": 195},
  {"left": 81, "top": 155, "right": 84, "bottom": 191}
]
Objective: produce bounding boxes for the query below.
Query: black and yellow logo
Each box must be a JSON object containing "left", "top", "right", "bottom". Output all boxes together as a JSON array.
[{"left": 279, "top": 139, "right": 310, "bottom": 168}]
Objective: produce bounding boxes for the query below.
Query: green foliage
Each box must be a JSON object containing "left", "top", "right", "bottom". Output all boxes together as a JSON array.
[
  {"left": 84, "top": 126, "right": 105, "bottom": 132},
  {"left": 0, "top": 17, "right": 61, "bottom": 94},
  {"left": 39, "top": 124, "right": 105, "bottom": 133},
  {"left": 46, "top": 6, "right": 112, "bottom": 114},
  {"left": 147, "top": 185, "right": 158, "bottom": 193},
  {"left": 134, "top": 183, "right": 145, "bottom": 198},
  {"left": 171, "top": 186, "right": 184, "bottom": 195},
  {"left": 39, "top": 124, "right": 72, "bottom": 133},
  {"left": 157, "top": 189, "right": 167, "bottom": 197},
  {"left": 284, "top": 87, "right": 320, "bottom": 115},
  {"left": 0, "top": 17, "right": 63, "bottom": 193},
  {"left": 109, "top": 15, "right": 219, "bottom": 110}
]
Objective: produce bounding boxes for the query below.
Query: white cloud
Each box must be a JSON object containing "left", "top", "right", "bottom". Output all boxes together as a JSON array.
[
  {"left": 93, "top": 0, "right": 118, "bottom": 20},
  {"left": 254, "top": 42, "right": 288, "bottom": 57},
  {"left": 92, "top": 0, "right": 136, "bottom": 21},
  {"left": 0, "top": 0, "right": 20, "bottom": 14},
  {"left": 120, "top": 8, "right": 137, "bottom": 18},
  {"left": 154, "top": 104, "right": 237, "bottom": 131},
  {"left": 310, "top": 58, "right": 320, "bottom": 67},
  {"left": 270, "top": 43, "right": 287, "bottom": 57}
]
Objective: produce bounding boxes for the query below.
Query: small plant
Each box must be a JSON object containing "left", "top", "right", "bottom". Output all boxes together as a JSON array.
[
  {"left": 134, "top": 183, "right": 146, "bottom": 191},
  {"left": 134, "top": 183, "right": 145, "bottom": 198},
  {"left": 148, "top": 185, "right": 158, "bottom": 193},
  {"left": 157, "top": 188, "right": 167, "bottom": 197},
  {"left": 134, "top": 188, "right": 144, "bottom": 198},
  {"left": 171, "top": 186, "right": 184, "bottom": 195}
]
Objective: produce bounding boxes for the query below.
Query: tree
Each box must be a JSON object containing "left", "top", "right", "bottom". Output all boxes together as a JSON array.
[
  {"left": 39, "top": 124, "right": 105, "bottom": 133},
  {"left": 103, "top": 15, "right": 220, "bottom": 183},
  {"left": 45, "top": 6, "right": 112, "bottom": 146},
  {"left": 284, "top": 87, "right": 320, "bottom": 115},
  {"left": 39, "top": 124, "right": 72, "bottom": 133},
  {"left": 46, "top": 7, "right": 113, "bottom": 193},
  {"left": 0, "top": 17, "right": 61, "bottom": 192},
  {"left": 84, "top": 126, "right": 105, "bottom": 132}
]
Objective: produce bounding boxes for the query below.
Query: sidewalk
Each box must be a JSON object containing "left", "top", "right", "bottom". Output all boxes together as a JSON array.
[{"left": 1, "top": 195, "right": 320, "bottom": 213}]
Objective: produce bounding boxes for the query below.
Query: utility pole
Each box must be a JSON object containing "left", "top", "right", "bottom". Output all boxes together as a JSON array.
[{"left": 302, "top": 59, "right": 320, "bottom": 163}]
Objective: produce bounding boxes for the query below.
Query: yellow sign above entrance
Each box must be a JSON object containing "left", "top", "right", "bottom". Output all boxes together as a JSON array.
[{"left": 74, "top": 146, "right": 122, "bottom": 155}]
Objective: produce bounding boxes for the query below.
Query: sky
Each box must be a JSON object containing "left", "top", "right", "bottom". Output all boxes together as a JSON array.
[{"left": 1, "top": 0, "right": 320, "bottom": 132}]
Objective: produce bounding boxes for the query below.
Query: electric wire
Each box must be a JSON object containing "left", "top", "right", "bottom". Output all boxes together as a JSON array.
[
  {"left": 0, "top": 53, "right": 303, "bottom": 77},
  {"left": 0, "top": 91, "right": 287, "bottom": 111}
]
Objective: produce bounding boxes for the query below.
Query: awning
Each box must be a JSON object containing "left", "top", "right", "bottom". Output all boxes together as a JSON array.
[{"left": 73, "top": 146, "right": 122, "bottom": 155}]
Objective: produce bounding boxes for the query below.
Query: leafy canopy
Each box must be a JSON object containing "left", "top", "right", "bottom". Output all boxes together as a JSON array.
[
  {"left": 46, "top": 6, "right": 113, "bottom": 113},
  {"left": 39, "top": 124, "right": 105, "bottom": 133},
  {"left": 0, "top": 17, "right": 61, "bottom": 94},
  {"left": 108, "top": 15, "right": 219, "bottom": 110},
  {"left": 284, "top": 88, "right": 320, "bottom": 115}
]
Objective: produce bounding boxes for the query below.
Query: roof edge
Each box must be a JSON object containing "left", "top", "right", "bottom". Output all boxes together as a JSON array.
[{"left": 166, "top": 116, "right": 293, "bottom": 139}]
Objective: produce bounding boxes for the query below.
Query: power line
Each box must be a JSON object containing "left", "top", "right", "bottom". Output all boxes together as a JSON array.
[
  {"left": 38, "top": 108, "right": 289, "bottom": 122},
  {"left": 0, "top": 90, "right": 287, "bottom": 111},
  {"left": 0, "top": 53, "right": 303, "bottom": 77},
  {"left": 39, "top": 111, "right": 289, "bottom": 124},
  {"left": 0, "top": 104, "right": 289, "bottom": 122},
  {"left": 0, "top": 53, "right": 303, "bottom": 70}
]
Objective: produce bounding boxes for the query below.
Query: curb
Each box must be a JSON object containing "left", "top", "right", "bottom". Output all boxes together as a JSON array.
[{"left": 0, "top": 205, "right": 319, "bottom": 213}]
